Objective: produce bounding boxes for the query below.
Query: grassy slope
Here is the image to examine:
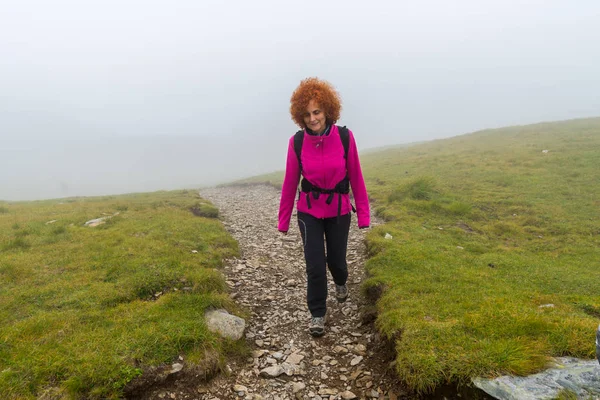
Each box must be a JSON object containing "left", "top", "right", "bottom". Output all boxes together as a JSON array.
[
  {"left": 231, "top": 117, "right": 600, "bottom": 393},
  {"left": 0, "top": 190, "right": 239, "bottom": 399},
  {"left": 363, "top": 117, "right": 600, "bottom": 392}
]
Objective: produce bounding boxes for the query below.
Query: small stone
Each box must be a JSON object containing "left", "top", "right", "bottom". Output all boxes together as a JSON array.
[
  {"left": 340, "top": 391, "right": 357, "bottom": 400},
  {"left": 318, "top": 388, "right": 338, "bottom": 396},
  {"left": 367, "top": 389, "right": 379, "bottom": 398},
  {"left": 253, "top": 349, "right": 267, "bottom": 358},
  {"left": 191, "top": 250, "right": 198, "bottom": 253},
  {"left": 291, "top": 382, "right": 306, "bottom": 393},
  {"left": 350, "top": 356, "right": 363, "bottom": 366},
  {"left": 255, "top": 339, "right": 264, "bottom": 347},
  {"left": 259, "top": 365, "right": 283, "bottom": 378},
  {"left": 169, "top": 363, "right": 183, "bottom": 374},
  {"left": 321, "top": 372, "right": 328, "bottom": 379},
  {"left": 233, "top": 384, "right": 248, "bottom": 393},
  {"left": 286, "top": 352, "right": 304, "bottom": 365},
  {"left": 333, "top": 345, "right": 349, "bottom": 354},
  {"left": 272, "top": 352, "right": 284, "bottom": 360},
  {"left": 329, "top": 360, "right": 338, "bottom": 366},
  {"left": 384, "top": 233, "right": 392, "bottom": 239},
  {"left": 354, "top": 344, "right": 367, "bottom": 355}
]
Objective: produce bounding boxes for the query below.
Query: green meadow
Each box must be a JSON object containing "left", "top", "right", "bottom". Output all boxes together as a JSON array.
[
  {"left": 236, "top": 117, "right": 600, "bottom": 393},
  {"left": 0, "top": 190, "right": 239, "bottom": 399}
]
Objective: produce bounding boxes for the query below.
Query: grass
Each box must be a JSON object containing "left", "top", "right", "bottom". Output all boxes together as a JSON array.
[
  {"left": 232, "top": 116, "right": 600, "bottom": 393},
  {"left": 0, "top": 190, "right": 239, "bottom": 399}
]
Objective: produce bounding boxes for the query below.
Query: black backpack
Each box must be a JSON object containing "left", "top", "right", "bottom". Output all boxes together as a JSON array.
[
  {"left": 293, "top": 125, "right": 350, "bottom": 173},
  {"left": 292, "top": 126, "right": 355, "bottom": 220}
]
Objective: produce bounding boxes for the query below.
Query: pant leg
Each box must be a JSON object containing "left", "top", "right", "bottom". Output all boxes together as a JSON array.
[
  {"left": 324, "top": 212, "right": 351, "bottom": 286},
  {"left": 297, "top": 211, "right": 327, "bottom": 318}
]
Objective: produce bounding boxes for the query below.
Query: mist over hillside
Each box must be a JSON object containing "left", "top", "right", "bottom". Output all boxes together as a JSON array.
[{"left": 0, "top": 135, "right": 286, "bottom": 201}]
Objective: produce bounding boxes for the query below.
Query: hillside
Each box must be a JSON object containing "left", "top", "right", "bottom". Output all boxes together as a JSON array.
[{"left": 233, "top": 116, "right": 600, "bottom": 392}]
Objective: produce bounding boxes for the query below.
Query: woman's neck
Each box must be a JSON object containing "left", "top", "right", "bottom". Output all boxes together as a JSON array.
[{"left": 307, "top": 124, "right": 330, "bottom": 136}]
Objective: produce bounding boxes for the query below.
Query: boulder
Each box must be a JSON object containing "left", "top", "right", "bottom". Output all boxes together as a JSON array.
[{"left": 204, "top": 309, "right": 246, "bottom": 340}]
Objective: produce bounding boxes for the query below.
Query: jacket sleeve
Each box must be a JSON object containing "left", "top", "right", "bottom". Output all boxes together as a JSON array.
[
  {"left": 278, "top": 136, "right": 301, "bottom": 232},
  {"left": 346, "top": 130, "right": 370, "bottom": 228}
]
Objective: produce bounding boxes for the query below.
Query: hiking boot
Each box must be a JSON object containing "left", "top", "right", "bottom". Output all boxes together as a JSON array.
[
  {"left": 309, "top": 316, "right": 325, "bottom": 337},
  {"left": 335, "top": 283, "right": 348, "bottom": 303}
]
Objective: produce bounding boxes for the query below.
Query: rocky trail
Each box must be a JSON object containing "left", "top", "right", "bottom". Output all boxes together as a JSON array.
[{"left": 136, "top": 185, "right": 407, "bottom": 400}]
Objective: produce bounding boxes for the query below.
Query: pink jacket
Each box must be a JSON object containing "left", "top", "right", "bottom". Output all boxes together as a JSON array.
[{"left": 278, "top": 125, "right": 370, "bottom": 232}]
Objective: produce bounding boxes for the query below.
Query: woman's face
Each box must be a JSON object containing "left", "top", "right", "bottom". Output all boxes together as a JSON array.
[{"left": 303, "top": 100, "right": 327, "bottom": 134}]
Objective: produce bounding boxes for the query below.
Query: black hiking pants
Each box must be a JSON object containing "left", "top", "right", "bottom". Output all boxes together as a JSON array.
[{"left": 297, "top": 211, "right": 351, "bottom": 318}]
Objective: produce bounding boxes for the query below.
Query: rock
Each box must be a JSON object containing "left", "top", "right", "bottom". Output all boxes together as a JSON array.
[
  {"left": 84, "top": 217, "right": 107, "bottom": 227},
  {"left": 333, "top": 345, "right": 348, "bottom": 354},
  {"left": 285, "top": 352, "right": 304, "bottom": 365},
  {"left": 367, "top": 389, "right": 379, "bottom": 398},
  {"left": 354, "top": 344, "right": 367, "bottom": 355},
  {"left": 205, "top": 309, "right": 246, "bottom": 340},
  {"left": 318, "top": 388, "right": 337, "bottom": 396},
  {"left": 232, "top": 384, "right": 248, "bottom": 393},
  {"left": 384, "top": 233, "right": 392, "bottom": 239},
  {"left": 169, "top": 363, "right": 183, "bottom": 374},
  {"left": 350, "top": 356, "right": 363, "bottom": 366},
  {"left": 259, "top": 363, "right": 300, "bottom": 378},
  {"left": 291, "top": 382, "right": 306, "bottom": 393},
  {"left": 340, "top": 391, "right": 357, "bottom": 399},
  {"left": 320, "top": 372, "right": 328, "bottom": 379},
  {"left": 538, "top": 303, "right": 555, "bottom": 308},
  {"left": 252, "top": 350, "right": 267, "bottom": 358},
  {"left": 472, "top": 357, "right": 600, "bottom": 399},
  {"left": 259, "top": 365, "right": 283, "bottom": 378}
]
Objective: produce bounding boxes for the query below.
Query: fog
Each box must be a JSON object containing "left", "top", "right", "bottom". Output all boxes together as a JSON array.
[{"left": 1, "top": 0, "right": 599, "bottom": 201}]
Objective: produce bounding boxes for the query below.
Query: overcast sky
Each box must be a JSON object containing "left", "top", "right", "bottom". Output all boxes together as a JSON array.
[{"left": 1, "top": 0, "right": 599, "bottom": 201}]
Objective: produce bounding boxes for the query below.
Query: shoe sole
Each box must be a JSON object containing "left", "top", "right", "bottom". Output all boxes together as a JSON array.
[
  {"left": 309, "top": 328, "right": 325, "bottom": 337},
  {"left": 336, "top": 295, "right": 348, "bottom": 303}
]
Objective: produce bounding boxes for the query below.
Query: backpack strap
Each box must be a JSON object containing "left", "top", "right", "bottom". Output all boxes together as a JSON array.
[
  {"left": 337, "top": 125, "right": 350, "bottom": 160},
  {"left": 337, "top": 125, "right": 357, "bottom": 214},
  {"left": 293, "top": 130, "right": 304, "bottom": 172},
  {"left": 294, "top": 125, "right": 349, "bottom": 171}
]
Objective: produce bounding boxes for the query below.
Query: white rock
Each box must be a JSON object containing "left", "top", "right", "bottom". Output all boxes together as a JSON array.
[
  {"left": 340, "top": 391, "right": 357, "bottom": 399},
  {"left": 205, "top": 309, "right": 246, "bottom": 340},
  {"left": 291, "top": 382, "right": 306, "bottom": 393},
  {"left": 350, "top": 356, "right": 363, "bottom": 366},
  {"left": 169, "top": 363, "right": 183, "bottom": 374},
  {"left": 232, "top": 384, "right": 248, "bottom": 393},
  {"left": 285, "top": 352, "right": 304, "bottom": 365}
]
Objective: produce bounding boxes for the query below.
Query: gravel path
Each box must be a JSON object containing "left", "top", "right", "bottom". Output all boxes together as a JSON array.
[{"left": 138, "top": 185, "right": 407, "bottom": 399}]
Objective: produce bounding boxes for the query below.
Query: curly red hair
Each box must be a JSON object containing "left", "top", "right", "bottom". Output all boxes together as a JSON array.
[{"left": 290, "top": 77, "right": 342, "bottom": 128}]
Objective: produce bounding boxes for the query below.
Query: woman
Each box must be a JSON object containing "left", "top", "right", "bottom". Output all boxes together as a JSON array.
[{"left": 278, "top": 77, "right": 370, "bottom": 337}]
